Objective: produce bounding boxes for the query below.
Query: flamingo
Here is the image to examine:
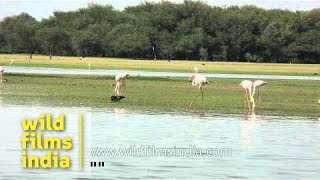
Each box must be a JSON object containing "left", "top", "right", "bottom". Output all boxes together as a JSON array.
[
  {"left": 0, "top": 66, "right": 3, "bottom": 83},
  {"left": 114, "top": 73, "right": 129, "bottom": 96},
  {"left": 9, "top": 59, "right": 15, "bottom": 65},
  {"left": 240, "top": 80, "right": 255, "bottom": 112},
  {"left": 188, "top": 67, "right": 209, "bottom": 108},
  {"left": 252, "top": 80, "right": 267, "bottom": 103},
  {"left": 0, "top": 59, "right": 17, "bottom": 83}
]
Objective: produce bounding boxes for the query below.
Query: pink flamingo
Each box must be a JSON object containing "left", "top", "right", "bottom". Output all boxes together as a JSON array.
[
  {"left": 114, "top": 73, "right": 129, "bottom": 96},
  {"left": 252, "top": 80, "right": 267, "bottom": 103},
  {"left": 0, "top": 66, "right": 4, "bottom": 83},
  {"left": 240, "top": 80, "right": 255, "bottom": 112},
  {"left": 188, "top": 67, "right": 209, "bottom": 108}
]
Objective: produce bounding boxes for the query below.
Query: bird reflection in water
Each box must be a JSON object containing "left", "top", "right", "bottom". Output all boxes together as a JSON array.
[
  {"left": 113, "top": 108, "right": 128, "bottom": 118},
  {"left": 240, "top": 111, "right": 260, "bottom": 145}
]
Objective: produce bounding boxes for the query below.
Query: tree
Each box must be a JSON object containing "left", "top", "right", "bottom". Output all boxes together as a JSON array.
[
  {"left": 0, "top": 3, "right": 319, "bottom": 63},
  {"left": 199, "top": 47, "right": 208, "bottom": 61},
  {"left": 0, "top": 13, "right": 39, "bottom": 54},
  {"left": 73, "top": 30, "right": 103, "bottom": 57},
  {"left": 36, "top": 28, "right": 71, "bottom": 59},
  {"left": 157, "top": 31, "right": 175, "bottom": 60}
]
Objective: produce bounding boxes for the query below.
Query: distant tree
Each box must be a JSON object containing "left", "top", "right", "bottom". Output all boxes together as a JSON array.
[
  {"left": 0, "top": 3, "right": 320, "bottom": 63},
  {"left": 36, "top": 28, "right": 71, "bottom": 59},
  {"left": 0, "top": 33, "right": 6, "bottom": 49},
  {"left": 0, "top": 13, "right": 39, "bottom": 55},
  {"left": 199, "top": 47, "right": 208, "bottom": 61},
  {"left": 157, "top": 31, "right": 175, "bottom": 60},
  {"left": 72, "top": 30, "right": 103, "bottom": 57}
]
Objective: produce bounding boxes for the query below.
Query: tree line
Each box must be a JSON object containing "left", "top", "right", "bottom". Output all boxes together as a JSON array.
[{"left": 0, "top": 1, "right": 319, "bottom": 63}]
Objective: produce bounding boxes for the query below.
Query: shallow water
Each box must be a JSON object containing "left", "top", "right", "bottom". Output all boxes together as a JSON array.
[
  {"left": 4, "top": 66, "right": 320, "bottom": 80},
  {"left": 0, "top": 104, "right": 320, "bottom": 179}
]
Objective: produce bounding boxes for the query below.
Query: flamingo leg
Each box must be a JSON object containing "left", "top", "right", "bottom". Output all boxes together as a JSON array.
[
  {"left": 0, "top": 72, "right": 2, "bottom": 83},
  {"left": 115, "top": 82, "right": 121, "bottom": 96},
  {"left": 114, "top": 84, "right": 118, "bottom": 95},
  {"left": 243, "top": 90, "right": 247, "bottom": 113},
  {"left": 120, "top": 82, "right": 125, "bottom": 96},
  {"left": 189, "top": 89, "right": 201, "bottom": 108},
  {"left": 258, "top": 87, "right": 261, "bottom": 104},
  {"left": 251, "top": 94, "right": 256, "bottom": 113},
  {"left": 200, "top": 87, "right": 204, "bottom": 106},
  {"left": 252, "top": 103, "right": 256, "bottom": 113},
  {"left": 245, "top": 89, "right": 251, "bottom": 111},
  {"left": 119, "top": 82, "right": 123, "bottom": 95}
]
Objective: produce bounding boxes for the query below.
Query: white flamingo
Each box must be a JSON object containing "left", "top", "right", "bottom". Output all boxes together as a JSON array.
[
  {"left": 9, "top": 59, "right": 15, "bottom": 65},
  {"left": 114, "top": 73, "right": 129, "bottom": 96},
  {"left": 0, "top": 66, "right": 3, "bottom": 83},
  {"left": 189, "top": 67, "right": 209, "bottom": 108},
  {"left": 0, "top": 59, "right": 17, "bottom": 83},
  {"left": 240, "top": 80, "right": 255, "bottom": 112},
  {"left": 252, "top": 80, "right": 267, "bottom": 103}
]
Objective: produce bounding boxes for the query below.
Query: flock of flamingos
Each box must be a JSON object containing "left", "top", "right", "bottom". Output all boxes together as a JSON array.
[
  {"left": 1, "top": 62, "right": 318, "bottom": 115},
  {"left": 1, "top": 62, "right": 265, "bottom": 113},
  {"left": 113, "top": 67, "right": 267, "bottom": 113}
]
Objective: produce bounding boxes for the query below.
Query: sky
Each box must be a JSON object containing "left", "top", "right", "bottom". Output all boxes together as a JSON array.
[{"left": 0, "top": 0, "right": 320, "bottom": 20}]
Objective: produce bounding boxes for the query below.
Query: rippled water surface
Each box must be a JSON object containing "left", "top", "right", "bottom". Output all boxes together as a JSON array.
[
  {"left": 4, "top": 66, "right": 320, "bottom": 80},
  {"left": 0, "top": 104, "right": 320, "bottom": 179}
]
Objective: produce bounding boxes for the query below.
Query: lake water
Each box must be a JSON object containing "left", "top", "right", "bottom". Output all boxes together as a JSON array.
[
  {"left": 3, "top": 66, "right": 320, "bottom": 80},
  {"left": 0, "top": 104, "right": 320, "bottom": 179}
]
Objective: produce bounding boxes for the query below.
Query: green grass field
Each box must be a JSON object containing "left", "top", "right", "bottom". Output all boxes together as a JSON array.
[
  {"left": 0, "top": 74, "right": 319, "bottom": 117},
  {"left": 0, "top": 54, "right": 319, "bottom": 76}
]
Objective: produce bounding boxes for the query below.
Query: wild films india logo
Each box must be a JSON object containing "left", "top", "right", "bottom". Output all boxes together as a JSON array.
[{"left": 20, "top": 113, "right": 83, "bottom": 169}]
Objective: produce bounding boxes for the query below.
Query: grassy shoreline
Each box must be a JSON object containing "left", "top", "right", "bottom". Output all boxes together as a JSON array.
[
  {"left": 0, "top": 54, "right": 319, "bottom": 76},
  {"left": 0, "top": 73, "right": 319, "bottom": 117}
]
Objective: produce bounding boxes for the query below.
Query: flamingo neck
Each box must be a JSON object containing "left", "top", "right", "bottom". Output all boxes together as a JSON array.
[
  {"left": 248, "top": 87, "right": 254, "bottom": 103},
  {"left": 252, "top": 85, "right": 256, "bottom": 97}
]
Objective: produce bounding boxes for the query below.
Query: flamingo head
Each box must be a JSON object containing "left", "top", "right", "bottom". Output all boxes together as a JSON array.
[
  {"left": 254, "top": 80, "right": 267, "bottom": 87},
  {"left": 124, "top": 73, "right": 129, "bottom": 78},
  {"left": 260, "top": 81, "right": 267, "bottom": 86}
]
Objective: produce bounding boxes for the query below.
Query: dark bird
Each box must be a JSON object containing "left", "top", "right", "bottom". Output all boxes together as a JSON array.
[{"left": 111, "top": 96, "right": 125, "bottom": 102}]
